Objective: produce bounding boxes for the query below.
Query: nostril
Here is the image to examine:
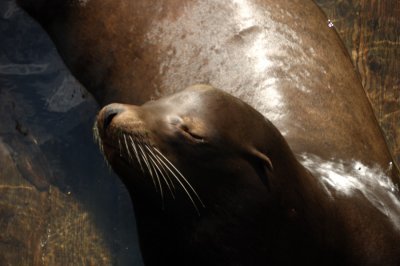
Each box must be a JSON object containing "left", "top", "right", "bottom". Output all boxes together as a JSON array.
[
  {"left": 103, "top": 107, "right": 123, "bottom": 130},
  {"left": 103, "top": 111, "right": 117, "bottom": 130}
]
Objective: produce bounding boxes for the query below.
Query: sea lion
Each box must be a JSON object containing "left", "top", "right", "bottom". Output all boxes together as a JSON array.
[{"left": 94, "top": 84, "right": 400, "bottom": 265}]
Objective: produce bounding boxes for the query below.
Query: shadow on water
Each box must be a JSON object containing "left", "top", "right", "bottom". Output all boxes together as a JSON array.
[{"left": 0, "top": 0, "right": 143, "bottom": 264}]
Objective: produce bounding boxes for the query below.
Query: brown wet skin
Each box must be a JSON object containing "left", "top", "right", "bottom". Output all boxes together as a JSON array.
[{"left": 95, "top": 85, "right": 400, "bottom": 265}]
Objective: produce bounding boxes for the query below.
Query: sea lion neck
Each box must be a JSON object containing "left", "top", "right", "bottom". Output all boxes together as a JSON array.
[
  {"left": 254, "top": 125, "right": 333, "bottom": 228},
  {"left": 268, "top": 144, "right": 328, "bottom": 214}
]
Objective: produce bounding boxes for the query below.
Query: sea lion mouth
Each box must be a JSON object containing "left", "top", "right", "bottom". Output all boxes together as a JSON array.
[{"left": 93, "top": 121, "right": 205, "bottom": 214}]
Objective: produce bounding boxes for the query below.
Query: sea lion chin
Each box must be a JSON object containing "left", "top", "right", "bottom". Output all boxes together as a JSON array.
[{"left": 94, "top": 84, "right": 400, "bottom": 266}]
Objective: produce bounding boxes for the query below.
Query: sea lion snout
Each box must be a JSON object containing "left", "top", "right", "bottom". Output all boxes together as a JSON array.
[
  {"left": 100, "top": 104, "right": 125, "bottom": 131},
  {"left": 96, "top": 103, "right": 144, "bottom": 136}
]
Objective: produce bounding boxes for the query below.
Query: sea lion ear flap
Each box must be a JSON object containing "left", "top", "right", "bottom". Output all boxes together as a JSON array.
[
  {"left": 250, "top": 149, "right": 274, "bottom": 171},
  {"left": 249, "top": 148, "right": 274, "bottom": 190}
]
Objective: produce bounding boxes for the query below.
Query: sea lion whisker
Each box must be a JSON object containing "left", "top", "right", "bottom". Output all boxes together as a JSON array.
[
  {"left": 153, "top": 152, "right": 177, "bottom": 194},
  {"left": 156, "top": 156, "right": 201, "bottom": 214},
  {"left": 137, "top": 142, "right": 158, "bottom": 192},
  {"left": 118, "top": 138, "right": 123, "bottom": 156},
  {"left": 128, "top": 135, "right": 145, "bottom": 174},
  {"left": 153, "top": 147, "right": 205, "bottom": 208},
  {"left": 100, "top": 150, "right": 111, "bottom": 170},
  {"left": 92, "top": 123, "right": 104, "bottom": 152},
  {"left": 93, "top": 123, "right": 111, "bottom": 171},
  {"left": 137, "top": 133, "right": 144, "bottom": 142},
  {"left": 93, "top": 125, "right": 98, "bottom": 143},
  {"left": 127, "top": 135, "right": 160, "bottom": 198},
  {"left": 139, "top": 134, "right": 150, "bottom": 147},
  {"left": 123, "top": 134, "right": 134, "bottom": 161},
  {"left": 152, "top": 148, "right": 204, "bottom": 214},
  {"left": 147, "top": 155, "right": 166, "bottom": 206},
  {"left": 145, "top": 145, "right": 176, "bottom": 199},
  {"left": 92, "top": 122, "right": 100, "bottom": 141},
  {"left": 149, "top": 146, "right": 177, "bottom": 193},
  {"left": 142, "top": 144, "right": 164, "bottom": 202}
]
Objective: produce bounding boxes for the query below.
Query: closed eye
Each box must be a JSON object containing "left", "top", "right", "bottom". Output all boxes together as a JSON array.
[
  {"left": 187, "top": 131, "right": 205, "bottom": 142},
  {"left": 180, "top": 125, "right": 206, "bottom": 143}
]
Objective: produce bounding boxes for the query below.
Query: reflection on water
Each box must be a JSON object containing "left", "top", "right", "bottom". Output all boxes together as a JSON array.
[{"left": 0, "top": 0, "right": 142, "bottom": 265}]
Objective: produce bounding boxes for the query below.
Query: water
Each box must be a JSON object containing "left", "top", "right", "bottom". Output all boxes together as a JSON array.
[{"left": 0, "top": 1, "right": 142, "bottom": 264}]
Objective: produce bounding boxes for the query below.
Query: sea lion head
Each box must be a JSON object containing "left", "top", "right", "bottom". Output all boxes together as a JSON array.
[{"left": 94, "top": 84, "right": 290, "bottom": 215}]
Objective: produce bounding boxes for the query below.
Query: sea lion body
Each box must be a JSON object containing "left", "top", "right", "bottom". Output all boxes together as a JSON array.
[{"left": 95, "top": 85, "right": 400, "bottom": 265}]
